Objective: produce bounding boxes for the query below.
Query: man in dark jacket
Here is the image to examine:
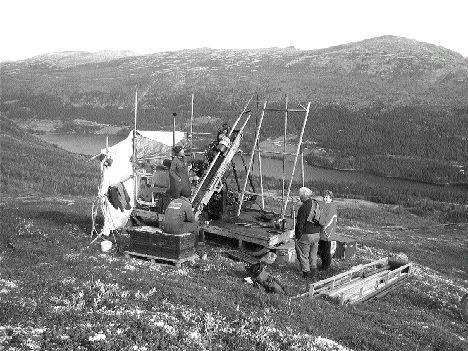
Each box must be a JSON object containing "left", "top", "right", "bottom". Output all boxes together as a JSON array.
[
  {"left": 317, "top": 190, "right": 338, "bottom": 270},
  {"left": 163, "top": 188, "right": 198, "bottom": 235},
  {"left": 295, "top": 187, "right": 322, "bottom": 279},
  {"left": 168, "top": 146, "right": 191, "bottom": 198}
]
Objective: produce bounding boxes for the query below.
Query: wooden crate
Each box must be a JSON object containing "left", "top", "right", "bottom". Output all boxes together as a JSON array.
[{"left": 128, "top": 226, "right": 198, "bottom": 260}]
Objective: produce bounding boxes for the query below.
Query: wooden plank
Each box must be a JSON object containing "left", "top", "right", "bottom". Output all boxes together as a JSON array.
[
  {"left": 332, "top": 263, "right": 412, "bottom": 304},
  {"left": 206, "top": 224, "right": 275, "bottom": 240},
  {"left": 225, "top": 250, "right": 259, "bottom": 265},
  {"left": 203, "top": 225, "right": 271, "bottom": 246},
  {"left": 310, "top": 258, "right": 388, "bottom": 294},
  {"left": 348, "top": 272, "right": 410, "bottom": 304},
  {"left": 205, "top": 223, "right": 290, "bottom": 244},
  {"left": 328, "top": 270, "right": 390, "bottom": 298},
  {"left": 312, "top": 275, "right": 358, "bottom": 295},
  {"left": 352, "top": 274, "right": 410, "bottom": 304},
  {"left": 125, "top": 251, "right": 197, "bottom": 267}
]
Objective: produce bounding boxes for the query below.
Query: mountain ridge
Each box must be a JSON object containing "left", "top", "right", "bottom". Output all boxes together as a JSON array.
[{"left": 2, "top": 35, "right": 467, "bottom": 111}]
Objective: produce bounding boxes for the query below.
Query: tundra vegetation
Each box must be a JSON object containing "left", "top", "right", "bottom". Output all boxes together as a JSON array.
[
  {"left": 1, "top": 36, "right": 467, "bottom": 349},
  {"left": 1, "top": 115, "right": 467, "bottom": 350}
]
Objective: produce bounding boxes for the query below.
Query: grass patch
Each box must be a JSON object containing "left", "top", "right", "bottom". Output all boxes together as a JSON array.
[{"left": 0, "top": 196, "right": 467, "bottom": 350}]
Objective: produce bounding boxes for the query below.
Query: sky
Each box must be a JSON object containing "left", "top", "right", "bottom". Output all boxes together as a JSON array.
[{"left": 1, "top": 0, "right": 467, "bottom": 62}]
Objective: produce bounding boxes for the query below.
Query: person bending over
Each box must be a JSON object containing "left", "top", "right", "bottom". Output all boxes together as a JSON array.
[{"left": 163, "top": 188, "right": 198, "bottom": 235}]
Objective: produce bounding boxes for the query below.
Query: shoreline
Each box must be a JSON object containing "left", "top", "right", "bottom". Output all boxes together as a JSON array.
[{"left": 32, "top": 128, "right": 467, "bottom": 189}]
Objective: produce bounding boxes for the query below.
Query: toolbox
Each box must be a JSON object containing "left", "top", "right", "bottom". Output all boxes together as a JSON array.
[{"left": 332, "top": 235, "right": 357, "bottom": 259}]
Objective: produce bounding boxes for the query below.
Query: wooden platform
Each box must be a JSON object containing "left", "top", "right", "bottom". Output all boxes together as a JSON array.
[
  {"left": 201, "top": 210, "right": 293, "bottom": 249},
  {"left": 125, "top": 251, "right": 197, "bottom": 268}
]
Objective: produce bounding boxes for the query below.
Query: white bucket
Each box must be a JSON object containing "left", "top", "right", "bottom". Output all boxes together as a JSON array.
[{"left": 101, "top": 240, "right": 112, "bottom": 253}]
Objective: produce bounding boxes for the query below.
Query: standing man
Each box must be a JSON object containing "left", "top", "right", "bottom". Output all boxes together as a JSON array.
[
  {"left": 168, "top": 146, "right": 190, "bottom": 198},
  {"left": 318, "top": 190, "right": 338, "bottom": 271},
  {"left": 295, "top": 187, "right": 322, "bottom": 279},
  {"left": 163, "top": 188, "right": 198, "bottom": 235}
]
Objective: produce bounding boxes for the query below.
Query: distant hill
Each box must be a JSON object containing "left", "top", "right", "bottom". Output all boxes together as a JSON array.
[
  {"left": 0, "top": 116, "right": 99, "bottom": 195},
  {"left": 1, "top": 36, "right": 467, "bottom": 112},
  {"left": 1, "top": 35, "right": 467, "bottom": 184}
]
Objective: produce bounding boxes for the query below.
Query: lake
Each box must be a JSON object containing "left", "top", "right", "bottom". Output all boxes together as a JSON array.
[{"left": 37, "top": 133, "right": 467, "bottom": 196}]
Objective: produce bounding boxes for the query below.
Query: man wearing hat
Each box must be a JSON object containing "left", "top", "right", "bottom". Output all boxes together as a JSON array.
[
  {"left": 168, "top": 146, "right": 190, "bottom": 198},
  {"left": 163, "top": 187, "right": 198, "bottom": 235},
  {"left": 295, "top": 187, "right": 322, "bottom": 279},
  {"left": 317, "top": 190, "right": 337, "bottom": 270}
]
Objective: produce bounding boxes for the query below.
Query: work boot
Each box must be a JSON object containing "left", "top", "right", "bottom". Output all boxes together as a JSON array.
[{"left": 303, "top": 269, "right": 316, "bottom": 279}]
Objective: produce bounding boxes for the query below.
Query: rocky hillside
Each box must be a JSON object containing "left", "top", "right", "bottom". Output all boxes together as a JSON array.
[{"left": 1, "top": 36, "right": 467, "bottom": 115}]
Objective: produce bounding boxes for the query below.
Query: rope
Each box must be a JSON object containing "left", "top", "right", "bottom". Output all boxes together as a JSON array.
[{"left": 89, "top": 193, "right": 121, "bottom": 247}]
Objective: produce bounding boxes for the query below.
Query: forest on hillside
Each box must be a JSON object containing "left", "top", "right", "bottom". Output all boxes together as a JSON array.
[
  {"left": 0, "top": 116, "right": 99, "bottom": 195},
  {"left": 299, "top": 105, "right": 468, "bottom": 184},
  {"left": 2, "top": 93, "right": 468, "bottom": 185}
]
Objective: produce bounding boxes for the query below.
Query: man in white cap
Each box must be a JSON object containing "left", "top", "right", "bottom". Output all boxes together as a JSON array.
[{"left": 295, "top": 187, "right": 322, "bottom": 279}]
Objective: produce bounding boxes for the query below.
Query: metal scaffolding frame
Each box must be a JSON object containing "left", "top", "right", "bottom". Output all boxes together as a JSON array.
[{"left": 237, "top": 97, "right": 311, "bottom": 220}]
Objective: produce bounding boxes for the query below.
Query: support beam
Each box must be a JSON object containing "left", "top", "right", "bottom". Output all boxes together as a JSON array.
[
  {"left": 282, "top": 102, "right": 311, "bottom": 220},
  {"left": 190, "top": 93, "right": 194, "bottom": 151},
  {"left": 282, "top": 96, "right": 288, "bottom": 218},
  {"left": 255, "top": 149, "right": 297, "bottom": 156},
  {"left": 257, "top": 149, "right": 264, "bottom": 210},
  {"left": 133, "top": 89, "right": 138, "bottom": 205},
  {"left": 301, "top": 147, "right": 305, "bottom": 187},
  {"left": 263, "top": 108, "right": 307, "bottom": 112},
  {"left": 243, "top": 190, "right": 297, "bottom": 202},
  {"left": 237, "top": 101, "right": 267, "bottom": 216},
  {"left": 228, "top": 94, "right": 254, "bottom": 139}
]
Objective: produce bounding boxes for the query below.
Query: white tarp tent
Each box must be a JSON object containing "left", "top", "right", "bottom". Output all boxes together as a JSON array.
[{"left": 94, "top": 130, "right": 186, "bottom": 236}]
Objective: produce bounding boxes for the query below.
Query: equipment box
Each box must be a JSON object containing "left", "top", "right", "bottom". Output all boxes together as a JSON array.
[
  {"left": 274, "top": 241, "right": 296, "bottom": 264},
  {"left": 128, "top": 226, "right": 198, "bottom": 260},
  {"left": 332, "top": 235, "right": 357, "bottom": 259}
]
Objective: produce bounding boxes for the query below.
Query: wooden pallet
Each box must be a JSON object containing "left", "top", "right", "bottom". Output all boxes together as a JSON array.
[
  {"left": 291, "top": 258, "right": 413, "bottom": 305},
  {"left": 125, "top": 251, "right": 197, "bottom": 268}
]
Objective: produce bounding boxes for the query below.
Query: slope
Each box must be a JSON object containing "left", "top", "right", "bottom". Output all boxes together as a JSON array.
[
  {"left": 0, "top": 116, "right": 99, "bottom": 195},
  {"left": 0, "top": 195, "right": 466, "bottom": 350}
]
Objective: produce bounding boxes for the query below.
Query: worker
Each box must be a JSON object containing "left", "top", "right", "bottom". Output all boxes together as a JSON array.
[
  {"left": 217, "top": 122, "right": 230, "bottom": 141},
  {"left": 295, "top": 187, "right": 322, "bottom": 279},
  {"left": 168, "top": 146, "right": 190, "bottom": 198},
  {"left": 317, "top": 190, "right": 338, "bottom": 271},
  {"left": 163, "top": 188, "right": 198, "bottom": 234}
]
